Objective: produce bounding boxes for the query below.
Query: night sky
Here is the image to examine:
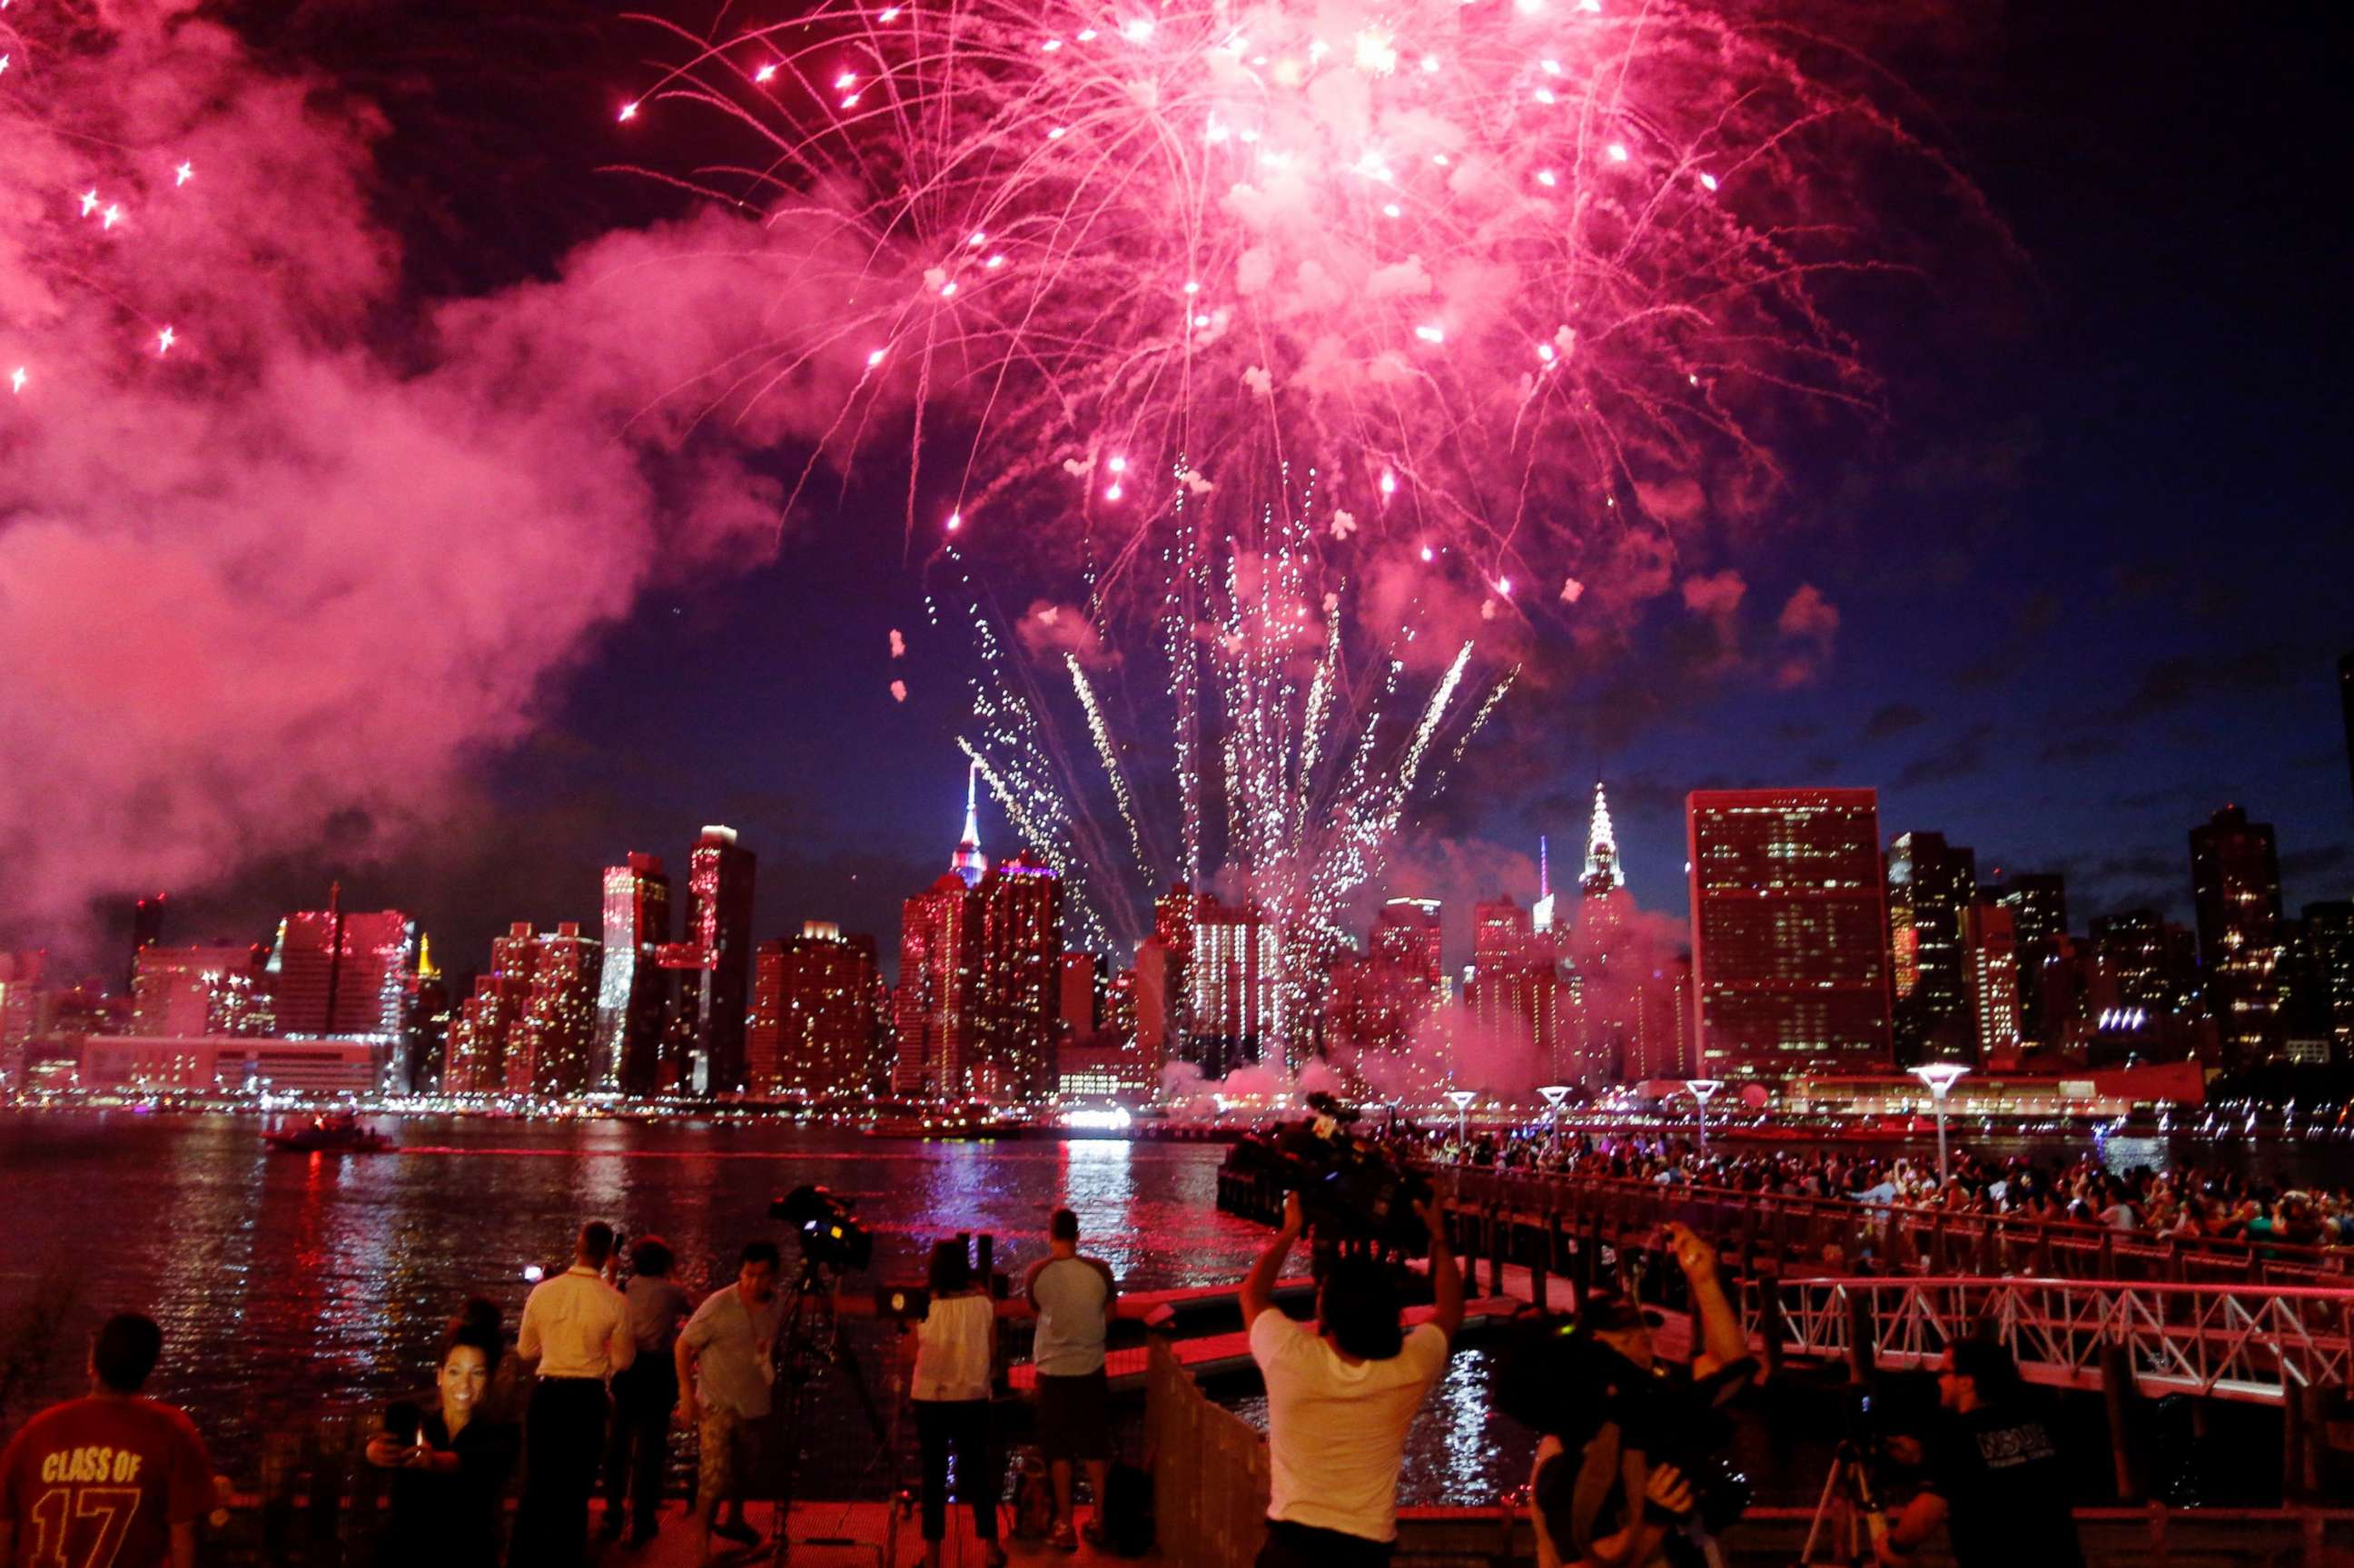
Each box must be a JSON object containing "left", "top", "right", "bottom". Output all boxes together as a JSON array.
[{"left": 74, "top": 0, "right": 2354, "bottom": 980}]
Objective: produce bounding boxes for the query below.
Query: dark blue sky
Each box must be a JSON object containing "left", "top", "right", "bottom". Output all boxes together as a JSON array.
[{"left": 182, "top": 0, "right": 2351, "bottom": 981}]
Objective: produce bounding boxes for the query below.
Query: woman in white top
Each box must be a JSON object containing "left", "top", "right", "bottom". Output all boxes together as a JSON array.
[{"left": 912, "top": 1239, "right": 1004, "bottom": 1568}]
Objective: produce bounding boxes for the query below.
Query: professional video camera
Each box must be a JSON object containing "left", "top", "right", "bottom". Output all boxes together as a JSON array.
[
  {"left": 771, "top": 1183, "right": 875, "bottom": 1273},
  {"left": 1226, "top": 1091, "right": 1433, "bottom": 1255},
  {"left": 1492, "top": 1314, "right": 1753, "bottom": 1540}
]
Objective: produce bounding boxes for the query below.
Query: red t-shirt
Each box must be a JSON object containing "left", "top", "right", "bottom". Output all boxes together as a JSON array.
[{"left": 0, "top": 1397, "right": 211, "bottom": 1568}]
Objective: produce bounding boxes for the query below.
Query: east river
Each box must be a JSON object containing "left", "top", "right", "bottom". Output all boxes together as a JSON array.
[{"left": 0, "top": 1110, "right": 2325, "bottom": 1507}]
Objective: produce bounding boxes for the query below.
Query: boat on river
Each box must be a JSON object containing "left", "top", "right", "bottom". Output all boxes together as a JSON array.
[{"left": 262, "top": 1112, "right": 395, "bottom": 1154}]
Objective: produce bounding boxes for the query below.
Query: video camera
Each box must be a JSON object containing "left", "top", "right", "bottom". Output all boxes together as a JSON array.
[
  {"left": 771, "top": 1183, "right": 875, "bottom": 1272},
  {"left": 1493, "top": 1314, "right": 1753, "bottom": 1538},
  {"left": 1226, "top": 1092, "right": 1433, "bottom": 1256}
]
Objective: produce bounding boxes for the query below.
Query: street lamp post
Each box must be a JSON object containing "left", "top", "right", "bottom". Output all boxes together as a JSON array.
[
  {"left": 1538, "top": 1084, "right": 1571, "bottom": 1161},
  {"left": 1912, "top": 1062, "right": 1971, "bottom": 1185},
  {"left": 1446, "top": 1089, "right": 1477, "bottom": 1155},
  {"left": 1684, "top": 1079, "right": 1724, "bottom": 1153}
]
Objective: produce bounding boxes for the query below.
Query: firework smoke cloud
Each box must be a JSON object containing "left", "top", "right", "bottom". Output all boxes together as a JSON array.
[{"left": 0, "top": 3, "right": 821, "bottom": 942}]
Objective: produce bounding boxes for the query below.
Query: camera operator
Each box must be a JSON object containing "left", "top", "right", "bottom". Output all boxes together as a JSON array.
[
  {"left": 1238, "top": 1192, "right": 1463, "bottom": 1568},
  {"left": 1874, "top": 1340, "right": 2083, "bottom": 1568},
  {"left": 1527, "top": 1223, "right": 1751, "bottom": 1568}
]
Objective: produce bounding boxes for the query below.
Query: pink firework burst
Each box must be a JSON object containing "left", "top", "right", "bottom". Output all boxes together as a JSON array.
[{"left": 622, "top": 0, "right": 1961, "bottom": 612}]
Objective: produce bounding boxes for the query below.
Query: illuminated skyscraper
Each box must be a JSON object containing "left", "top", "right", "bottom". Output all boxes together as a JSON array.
[
  {"left": 2294, "top": 901, "right": 2354, "bottom": 1064},
  {"left": 1996, "top": 873, "right": 2068, "bottom": 1043},
  {"left": 131, "top": 943, "right": 270, "bottom": 1038},
  {"left": 1466, "top": 892, "right": 1571, "bottom": 1084},
  {"left": 1059, "top": 952, "right": 1099, "bottom": 1039},
  {"left": 2190, "top": 804, "right": 2286, "bottom": 1066},
  {"left": 266, "top": 892, "right": 416, "bottom": 1046},
  {"left": 510, "top": 922, "right": 603, "bottom": 1095},
  {"left": 1187, "top": 897, "right": 1279, "bottom": 1080},
  {"left": 952, "top": 761, "right": 988, "bottom": 890},
  {"left": 596, "top": 853, "right": 672, "bottom": 1095},
  {"left": 974, "top": 853, "right": 1063, "bottom": 1100},
  {"left": 1370, "top": 899, "right": 1444, "bottom": 987},
  {"left": 1530, "top": 836, "right": 1558, "bottom": 936},
  {"left": 442, "top": 922, "right": 540, "bottom": 1092},
  {"left": 1570, "top": 783, "right": 1637, "bottom": 1081},
  {"left": 1687, "top": 788, "right": 1893, "bottom": 1080},
  {"left": 1964, "top": 900, "right": 2020, "bottom": 1061},
  {"left": 659, "top": 826, "right": 757, "bottom": 1094},
  {"left": 1887, "top": 831, "right": 1977, "bottom": 1065},
  {"left": 750, "top": 923, "right": 884, "bottom": 1100}
]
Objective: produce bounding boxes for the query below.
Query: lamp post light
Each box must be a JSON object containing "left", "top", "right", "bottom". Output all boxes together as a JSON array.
[
  {"left": 1446, "top": 1089, "right": 1477, "bottom": 1155},
  {"left": 1684, "top": 1079, "right": 1724, "bottom": 1153},
  {"left": 1912, "top": 1061, "right": 1971, "bottom": 1185},
  {"left": 1538, "top": 1084, "right": 1571, "bottom": 1161}
]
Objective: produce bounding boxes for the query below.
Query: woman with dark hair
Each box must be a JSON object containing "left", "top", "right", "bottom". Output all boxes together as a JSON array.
[
  {"left": 911, "top": 1240, "right": 1004, "bottom": 1568},
  {"left": 367, "top": 1323, "right": 521, "bottom": 1568}
]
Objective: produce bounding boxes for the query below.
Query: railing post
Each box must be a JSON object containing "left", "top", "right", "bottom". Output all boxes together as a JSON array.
[
  {"left": 1489, "top": 1205, "right": 1507, "bottom": 1299},
  {"left": 2100, "top": 1344, "right": 2139, "bottom": 1501},
  {"left": 1845, "top": 1289, "right": 1876, "bottom": 1385}
]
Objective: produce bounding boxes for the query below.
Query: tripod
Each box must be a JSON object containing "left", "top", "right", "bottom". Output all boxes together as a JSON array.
[
  {"left": 760, "top": 1254, "right": 905, "bottom": 1563},
  {"left": 1795, "top": 1441, "right": 1890, "bottom": 1566}
]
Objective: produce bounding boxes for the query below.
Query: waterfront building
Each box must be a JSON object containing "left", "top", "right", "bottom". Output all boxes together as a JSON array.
[
  {"left": 1466, "top": 891, "right": 1573, "bottom": 1083},
  {"left": 973, "top": 853, "right": 1062, "bottom": 1101},
  {"left": 1887, "top": 832, "right": 1977, "bottom": 1065},
  {"left": 509, "top": 922, "right": 602, "bottom": 1095},
  {"left": 266, "top": 892, "right": 416, "bottom": 1044},
  {"left": 749, "top": 923, "right": 884, "bottom": 1100},
  {"left": 404, "top": 941, "right": 450, "bottom": 1093},
  {"left": 1059, "top": 952, "right": 1099, "bottom": 1040},
  {"left": 1370, "top": 898, "right": 1444, "bottom": 987},
  {"left": 894, "top": 873, "right": 980, "bottom": 1099},
  {"left": 78, "top": 1035, "right": 378, "bottom": 1096},
  {"left": 1686, "top": 788, "right": 1893, "bottom": 1080},
  {"left": 441, "top": 922, "right": 539, "bottom": 1092},
  {"left": 595, "top": 853, "right": 672, "bottom": 1095},
  {"left": 2189, "top": 804, "right": 2286, "bottom": 1065},
  {"left": 130, "top": 943, "right": 270, "bottom": 1038},
  {"left": 658, "top": 826, "right": 757, "bottom": 1094},
  {"left": 2296, "top": 901, "right": 2354, "bottom": 1064},
  {"left": 1187, "top": 896, "right": 1279, "bottom": 1080},
  {"left": 1569, "top": 784, "right": 1637, "bottom": 1083},
  {"left": 1964, "top": 900, "right": 2020, "bottom": 1063},
  {"left": 1996, "top": 873, "right": 2068, "bottom": 1043}
]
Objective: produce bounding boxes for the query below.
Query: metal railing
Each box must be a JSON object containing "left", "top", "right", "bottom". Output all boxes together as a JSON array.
[
  {"left": 1746, "top": 1274, "right": 2354, "bottom": 1406},
  {"left": 1430, "top": 1166, "right": 2349, "bottom": 1288}
]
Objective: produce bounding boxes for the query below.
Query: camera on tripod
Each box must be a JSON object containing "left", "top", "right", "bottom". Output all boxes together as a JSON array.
[
  {"left": 1227, "top": 1091, "right": 1433, "bottom": 1255},
  {"left": 771, "top": 1183, "right": 875, "bottom": 1272}
]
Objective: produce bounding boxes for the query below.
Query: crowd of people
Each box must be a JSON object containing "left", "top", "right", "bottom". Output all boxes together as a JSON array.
[
  {"left": 2, "top": 1189, "right": 2102, "bottom": 1568},
  {"left": 0, "top": 1208, "right": 1124, "bottom": 1568},
  {"left": 1426, "top": 1129, "right": 2354, "bottom": 1250}
]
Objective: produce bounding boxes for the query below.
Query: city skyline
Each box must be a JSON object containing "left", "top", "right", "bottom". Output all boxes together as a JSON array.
[{"left": 1, "top": 2, "right": 2346, "bottom": 1033}]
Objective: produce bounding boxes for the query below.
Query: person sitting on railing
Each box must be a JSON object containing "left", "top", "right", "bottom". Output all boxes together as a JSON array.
[
  {"left": 1873, "top": 1338, "right": 2083, "bottom": 1568},
  {"left": 1238, "top": 1193, "right": 1463, "bottom": 1568},
  {"left": 367, "top": 1320, "right": 519, "bottom": 1568}
]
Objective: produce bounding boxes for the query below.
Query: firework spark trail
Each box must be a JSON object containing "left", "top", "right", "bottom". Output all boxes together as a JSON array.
[
  {"left": 1066, "top": 652, "right": 1152, "bottom": 877},
  {"left": 623, "top": 0, "right": 1958, "bottom": 612}
]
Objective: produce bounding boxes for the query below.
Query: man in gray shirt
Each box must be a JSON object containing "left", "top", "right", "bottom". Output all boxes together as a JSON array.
[
  {"left": 1024, "top": 1208, "right": 1117, "bottom": 1550},
  {"left": 603, "top": 1236, "right": 691, "bottom": 1546},
  {"left": 677, "top": 1241, "right": 782, "bottom": 1563}
]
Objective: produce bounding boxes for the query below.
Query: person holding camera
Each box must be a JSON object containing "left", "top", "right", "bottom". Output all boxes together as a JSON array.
[
  {"left": 912, "top": 1239, "right": 1006, "bottom": 1568},
  {"left": 676, "top": 1240, "right": 783, "bottom": 1564},
  {"left": 366, "top": 1321, "right": 520, "bottom": 1568},
  {"left": 1526, "top": 1223, "right": 1753, "bottom": 1568},
  {"left": 1238, "top": 1192, "right": 1463, "bottom": 1568},
  {"left": 1874, "top": 1340, "right": 2083, "bottom": 1568}
]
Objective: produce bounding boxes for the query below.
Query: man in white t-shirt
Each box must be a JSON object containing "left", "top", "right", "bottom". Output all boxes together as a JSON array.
[{"left": 1238, "top": 1192, "right": 1464, "bottom": 1568}]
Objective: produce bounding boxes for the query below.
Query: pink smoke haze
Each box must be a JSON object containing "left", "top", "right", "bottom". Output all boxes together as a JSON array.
[{"left": 0, "top": 7, "right": 852, "bottom": 943}]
